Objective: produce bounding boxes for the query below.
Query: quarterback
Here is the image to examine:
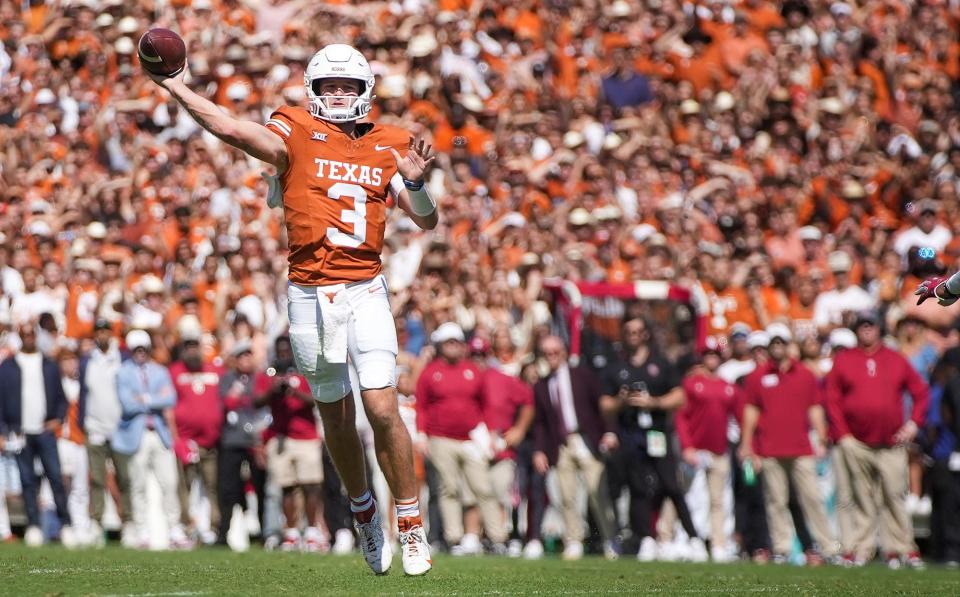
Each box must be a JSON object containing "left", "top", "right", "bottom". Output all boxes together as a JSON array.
[{"left": 148, "top": 44, "right": 436, "bottom": 575}]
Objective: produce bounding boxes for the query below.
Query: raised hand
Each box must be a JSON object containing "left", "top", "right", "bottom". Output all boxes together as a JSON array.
[
  {"left": 915, "top": 275, "right": 958, "bottom": 306},
  {"left": 389, "top": 137, "right": 435, "bottom": 183}
]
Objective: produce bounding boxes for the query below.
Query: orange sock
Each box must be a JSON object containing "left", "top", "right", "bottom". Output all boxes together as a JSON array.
[{"left": 398, "top": 515, "right": 423, "bottom": 532}]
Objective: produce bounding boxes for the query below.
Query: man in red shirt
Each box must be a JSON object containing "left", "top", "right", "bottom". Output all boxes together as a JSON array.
[
  {"left": 470, "top": 337, "right": 535, "bottom": 555},
  {"left": 740, "top": 323, "right": 836, "bottom": 564},
  {"left": 168, "top": 329, "right": 223, "bottom": 545},
  {"left": 254, "top": 336, "right": 329, "bottom": 552},
  {"left": 826, "top": 311, "right": 928, "bottom": 569},
  {"left": 677, "top": 337, "right": 739, "bottom": 562},
  {"left": 415, "top": 323, "right": 506, "bottom": 553}
]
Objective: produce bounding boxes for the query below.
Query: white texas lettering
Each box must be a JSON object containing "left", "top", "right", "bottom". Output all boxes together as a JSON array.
[{"left": 314, "top": 158, "right": 384, "bottom": 186}]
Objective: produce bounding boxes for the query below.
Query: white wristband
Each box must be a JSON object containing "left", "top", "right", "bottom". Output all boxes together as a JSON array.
[
  {"left": 408, "top": 186, "right": 436, "bottom": 217},
  {"left": 945, "top": 271, "right": 960, "bottom": 296}
]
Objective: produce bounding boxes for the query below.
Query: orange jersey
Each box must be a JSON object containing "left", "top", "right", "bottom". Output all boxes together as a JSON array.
[{"left": 265, "top": 106, "right": 410, "bottom": 286}]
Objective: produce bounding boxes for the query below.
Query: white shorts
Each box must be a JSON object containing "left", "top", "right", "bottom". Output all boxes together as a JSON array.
[{"left": 287, "top": 275, "right": 399, "bottom": 403}]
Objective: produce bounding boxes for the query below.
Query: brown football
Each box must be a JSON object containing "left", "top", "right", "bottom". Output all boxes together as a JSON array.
[{"left": 138, "top": 28, "right": 186, "bottom": 77}]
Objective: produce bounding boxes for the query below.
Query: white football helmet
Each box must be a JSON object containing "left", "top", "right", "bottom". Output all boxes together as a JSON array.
[{"left": 304, "top": 44, "right": 376, "bottom": 122}]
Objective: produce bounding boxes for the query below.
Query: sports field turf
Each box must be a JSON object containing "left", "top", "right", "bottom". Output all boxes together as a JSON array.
[{"left": 2, "top": 546, "right": 959, "bottom": 596}]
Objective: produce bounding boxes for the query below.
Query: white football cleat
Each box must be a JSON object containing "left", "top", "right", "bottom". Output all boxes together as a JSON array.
[
  {"left": 25, "top": 525, "right": 44, "bottom": 547},
  {"left": 355, "top": 509, "right": 392, "bottom": 574},
  {"left": 88, "top": 521, "right": 106, "bottom": 549},
  {"left": 398, "top": 521, "right": 432, "bottom": 576}
]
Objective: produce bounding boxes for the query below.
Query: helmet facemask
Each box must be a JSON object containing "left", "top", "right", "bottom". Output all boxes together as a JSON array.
[{"left": 306, "top": 76, "right": 374, "bottom": 122}]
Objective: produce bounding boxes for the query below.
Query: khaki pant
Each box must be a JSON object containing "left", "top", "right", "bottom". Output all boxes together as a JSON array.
[
  {"left": 86, "top": 441, "right": 132, "bottom": 523},
  {"left": 178, "top": 445, "right": 219, "bottom": 529},
  {"left": 658, "top": 451, "right": 730, "bottom": 550},
  {"left": 831, "top": 447, "right": 863, "bottom": 554},
  {"left": 490, "top": 458, "right": 516, "bottom": 539},
  {"left": 840, "top": 437, "right": 915, "bottom": 558},
  {"left": 555, "top": 434, "right": 616, "bottom": 544},
  {"left": 761, "top": 456, "right": 837, "bottom": 556},
  {"left": 429, "top": 436, "right": 507, "bottom": 544}
]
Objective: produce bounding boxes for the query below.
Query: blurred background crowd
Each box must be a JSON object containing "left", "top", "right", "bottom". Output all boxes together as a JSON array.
[{"left": 2, "top": 0, "right": 960, "bottom": 566}]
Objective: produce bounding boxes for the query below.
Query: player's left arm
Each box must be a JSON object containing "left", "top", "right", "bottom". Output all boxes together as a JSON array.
[{"left": 390, "top": 138, "right": 439, "bottom": 230}]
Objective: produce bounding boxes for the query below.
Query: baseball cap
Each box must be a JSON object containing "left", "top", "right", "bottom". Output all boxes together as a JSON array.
[
  {"left": 747, "top": 331, "right": 770, "bottom": 350},
  {"left": 766, "top": 322, "right": 793, "bottom": 344},
  {"left": 94, "top": 318, "right": 112, "bottom": 332},
  {"left": 798, "top": 226, "right": 822, "bottom": 241},
  {"left": 853, "top": 310, "right": 880, "bottom": 328},
  {"left": 431, "top": 322, "right": 465, "bottom": 344},
  {"left": 125, "top": 329, "right": 152, "bottom": 351},
  {"left": 729, "top": 323, "right": 752, "bottom": 339},
  {"left": 828, "top": 328, "right": 857, "bottom": 349},
  {"left": 567, "top": 208, "right": 593, "bottom": 227},
  {"left": 827, "top": 251, "right": 853, "bottom": 273}
]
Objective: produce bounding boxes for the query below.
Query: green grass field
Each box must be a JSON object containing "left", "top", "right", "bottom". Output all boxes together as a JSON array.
[{"left": 2, "top": 546, "right": 960, "bottom": 596}]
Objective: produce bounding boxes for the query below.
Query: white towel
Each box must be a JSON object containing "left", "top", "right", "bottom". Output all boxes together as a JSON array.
[
  {"left": 316, "top": 287, "right": 350, "bottom": 363},
  {"left": 261, "top": 171, "right": 283, "bottom": 209}
]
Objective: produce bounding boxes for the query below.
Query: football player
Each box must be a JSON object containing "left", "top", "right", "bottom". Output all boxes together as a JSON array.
[{"left": 147, "top": 44, "right": 435, "bottom": 575}]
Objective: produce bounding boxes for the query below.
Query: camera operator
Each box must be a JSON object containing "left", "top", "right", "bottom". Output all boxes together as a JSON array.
[
  {"left": 254, "top": 335, "right": 330, "bottom": 552},
  {"left": 601, "top": 317, "right": 706, "bottom": 562},
  {"left": 217, "top": 341, "right": 269, "bottom": 546}
]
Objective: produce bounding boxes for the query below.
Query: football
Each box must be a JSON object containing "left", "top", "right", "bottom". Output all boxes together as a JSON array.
[{"left": 138, "top": 28, "right": 186, "bottom": 77}]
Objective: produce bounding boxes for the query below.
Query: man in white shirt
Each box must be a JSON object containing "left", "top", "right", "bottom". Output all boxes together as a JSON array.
[
  {"left": 0, "top": 322, "right": 74, "bottom": 547},
  {"left": 813, "top": 251, "right": 876, "bottom": 332},
  {"left": 893, "top": 199, "right": 952, "bottom": 257},
  {"left": 79, "top": 319, "right": 134, "bottom": 547}
]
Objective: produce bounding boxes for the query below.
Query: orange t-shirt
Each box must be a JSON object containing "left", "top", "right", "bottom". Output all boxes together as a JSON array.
[{"left": 266, "top": 106, "right": 410, "bottom": 286}]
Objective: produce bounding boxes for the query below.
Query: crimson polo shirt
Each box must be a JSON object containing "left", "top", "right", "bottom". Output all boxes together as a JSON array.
[
  {"left": 169, "top": 361, "right": 224, "bottom": 449},
  {"left": 416, "top": 358, "right": 483, "bottom": 441},
  {"left": 825, "top": 346, "right": 929, "bottom": 448},
  {"left": 677, "top": 372, "right": 739, "bottom": 455},
  {"left": 253, "top": 371, "right": 319, "bottom": 442},
  {"left": 743, "top": 360, "right": 821, "bottom": 458},
  {"left": 481, "top": 368, "right": 534, "bottom": 461}
]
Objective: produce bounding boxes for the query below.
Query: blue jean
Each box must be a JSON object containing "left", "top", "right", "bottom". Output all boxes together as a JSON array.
[{"left": 16, "top": 431, "right": 71, "bottom": 528}]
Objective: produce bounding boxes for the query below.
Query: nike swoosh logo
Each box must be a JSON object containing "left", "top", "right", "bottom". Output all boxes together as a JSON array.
[
  {"left": 140, "top": 52, "right": 163, "bottom": 63},
  {"left": 374, "top": 144, "right": 392, "bottom": 151}
]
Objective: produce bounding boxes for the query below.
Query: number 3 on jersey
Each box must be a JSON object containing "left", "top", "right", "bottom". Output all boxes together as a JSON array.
[{"left": 326, "top": 182, "right": 367, "bottom": 248}]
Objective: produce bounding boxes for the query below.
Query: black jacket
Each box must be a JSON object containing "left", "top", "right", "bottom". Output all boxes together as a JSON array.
[{"left": 0, "top": 353, "right": 67, "bottom": 435}]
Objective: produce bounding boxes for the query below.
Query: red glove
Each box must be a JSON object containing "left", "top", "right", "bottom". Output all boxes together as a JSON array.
[{"left": 915, "top": 275, "right": 958, "bottom": 306}]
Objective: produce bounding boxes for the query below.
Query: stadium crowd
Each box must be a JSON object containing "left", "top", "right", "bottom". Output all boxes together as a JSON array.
[{"left": 2, "top": 0, "right": 960, "bottom": 567}]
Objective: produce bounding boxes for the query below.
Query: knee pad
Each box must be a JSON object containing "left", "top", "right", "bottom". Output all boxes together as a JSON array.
[
  {"left": 355, "top": 350, "right": 397, "bottom": 391},
  {"left": 310, "top": 359, "right": 351, "bottom": 403}
]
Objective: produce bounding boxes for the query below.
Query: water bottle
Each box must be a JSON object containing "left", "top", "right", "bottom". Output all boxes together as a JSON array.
[{"left": 743, "top": 459, "right": 756, "bottom": 487}]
